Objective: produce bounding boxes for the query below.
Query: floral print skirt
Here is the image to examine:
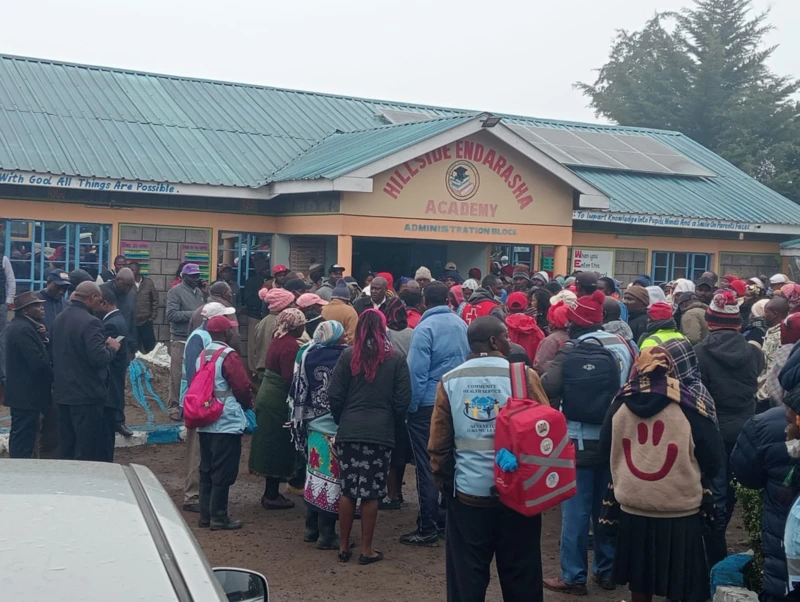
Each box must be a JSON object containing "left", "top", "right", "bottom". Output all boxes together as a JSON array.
[
  {"left": 334, "top": 441, "right": 392, "bottom": 500},
  {"left": 304, "top": 429, "right": 341, "bottom": 516}
]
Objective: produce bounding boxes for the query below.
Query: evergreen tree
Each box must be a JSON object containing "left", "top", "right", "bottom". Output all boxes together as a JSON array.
[{"left": 578, "top": 0, "right": 799, "bottom": 201}]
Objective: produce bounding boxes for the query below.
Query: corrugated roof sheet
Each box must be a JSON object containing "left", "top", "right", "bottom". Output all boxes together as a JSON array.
[
  {"left": 268, "top": 115, "right": 477, "bottom": 181},
  {"left": 0, "top": 54, "right": 799, "bottom": 225}
]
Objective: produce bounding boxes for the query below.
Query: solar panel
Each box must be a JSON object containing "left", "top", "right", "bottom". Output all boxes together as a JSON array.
[{"left": 508, "top": 124, "right": 716, "bottom": 177}]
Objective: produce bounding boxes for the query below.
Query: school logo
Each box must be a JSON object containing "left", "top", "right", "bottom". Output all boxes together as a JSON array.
[
  {"left": 446, "top": 160, "right": 480, "bottom": 201},
  {"left": 464, "top": 396, "right": 500, "bottom": 422}
]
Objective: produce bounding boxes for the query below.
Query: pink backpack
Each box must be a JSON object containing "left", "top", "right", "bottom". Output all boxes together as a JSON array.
[{"left": 183, "top": 347, "right": 227, "bottom": 429}]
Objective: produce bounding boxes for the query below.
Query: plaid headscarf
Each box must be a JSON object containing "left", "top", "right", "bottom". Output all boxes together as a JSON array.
[
  {"left": 617, "top": 346, "right": 683, "bottom": 404},
  {"left": 661, "top": 338, "right": 717, "bottom": 423},
  {"left": 274, "top": 308, "right": 307, "bottom": 338}
]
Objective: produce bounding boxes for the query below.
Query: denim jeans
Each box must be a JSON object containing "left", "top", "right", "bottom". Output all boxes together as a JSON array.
[
  {"left": 559, "top": 463, "right": 615, "bottom": 585},
  {"left": 407, "top": 405, "right": 441, "bottom": 536}
]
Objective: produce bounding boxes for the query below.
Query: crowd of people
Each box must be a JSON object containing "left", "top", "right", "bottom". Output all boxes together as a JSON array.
[{"left": 11, "top": 253, "right": 800, "bottom": 600}]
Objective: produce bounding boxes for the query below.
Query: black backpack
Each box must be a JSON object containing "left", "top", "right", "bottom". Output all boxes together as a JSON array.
[{"left": 560, "top": 336, "right": 621, "bottom": 425}]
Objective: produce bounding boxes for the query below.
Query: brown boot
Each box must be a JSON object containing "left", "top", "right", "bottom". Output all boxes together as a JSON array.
[{"left": 543, "top": 577, "right": 588, "bottom": 596}]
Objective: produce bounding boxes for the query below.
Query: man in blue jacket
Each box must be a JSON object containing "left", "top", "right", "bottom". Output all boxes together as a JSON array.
[{"left": 402, "top": 281, "right": 470, "bottom": 546}]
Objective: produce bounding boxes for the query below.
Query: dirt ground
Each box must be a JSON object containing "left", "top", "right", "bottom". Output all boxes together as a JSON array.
[{"left": 114, "top": 438, "right": 747, "bottom": 602}]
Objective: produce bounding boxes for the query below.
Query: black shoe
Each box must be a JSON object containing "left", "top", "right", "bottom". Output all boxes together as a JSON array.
[
  {"left": 399, "top": 530, "right": 439, "bottom": 546},
  {"left": 379, "top": 497, "right": 402, "bottom": 511},
  {"left": 210, "top": 486, "right": 242, "bottom": 530},
  {"left": 182, "top": 503, "right": 200, "bottom": 513},
  {"left": 592, "top": 574, "right": 616, "bottom": 591},
  {"left": 116, "top": 424, "right": 134, "bottom": 437},
  {"left": 198, "top": 483, "right": 211, "bottom": 528}
]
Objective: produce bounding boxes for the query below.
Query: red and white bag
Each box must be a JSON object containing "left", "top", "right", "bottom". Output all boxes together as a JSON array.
[{"left": 494, "top": 363, "right": 577, "bottom": 516}]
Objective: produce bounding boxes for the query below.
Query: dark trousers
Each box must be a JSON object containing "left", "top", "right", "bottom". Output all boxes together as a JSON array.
[
  {"left": 199, "top": 432, "right": 242, "bottom": 488},
  {"left": 137, "top": 321, "right": 156, "bottom": 354},
  {"left": 446, "top": 496, "right": 543, "bottom": 602},
  {"left": 58, "top": 404, "right": 104, "bottom": 461},
  {"left": 705, "top": 440, "right": 737, "bottom": 568},
  {"left": 407, "top": 405, "right": 442, "bottom": 535},
  {"left": 98, "top": 407, "right": 118, "bottom": 463},
  {"left": 9, "top": 408, "right": 41, "bottom": 458},
  {"left": 37, "top": 404, "right": 60, "bottom": 459}
]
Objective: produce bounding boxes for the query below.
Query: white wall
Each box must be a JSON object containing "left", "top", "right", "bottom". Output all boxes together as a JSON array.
[{"left": 446, "top": 242, "right": 489, "bottom": 277}]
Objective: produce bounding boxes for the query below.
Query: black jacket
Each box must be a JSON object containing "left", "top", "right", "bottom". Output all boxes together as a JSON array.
[
  {"left": 100, "top": 281, "right": 137, "bottom": 355},
  {"left": 695, "top": 329, "right": 764, "bottom": 445},
  {"left": 3, "top": 313, "right": 53, "bottom": 411},
  {"left": 780, "top": 344, "right": 800, "bottom": 393},
  {"left": 353, "top": 296, "right": 388, "bottom": 316},
  {"left": 52, "top": 300, "right": 116, "bottom": 405},
  {"left": 37, "top": 289, "right": 70, "bottom": 336},
  {"left": 730, "top": 407, "right": 797, "bottom": 597},
  {"left": 329, "top": 347, "right": 411, "bottom": 447},
  {"left": 627, "top": 309, "right": 649, "bottom": 344},
  {"left": 101, "top": 310, "right": 130, "bottom": 410}
]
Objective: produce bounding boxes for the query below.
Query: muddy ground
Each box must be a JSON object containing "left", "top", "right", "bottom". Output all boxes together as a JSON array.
[{"left": 116, "top": 439, "right": 748, "bottom": 602}]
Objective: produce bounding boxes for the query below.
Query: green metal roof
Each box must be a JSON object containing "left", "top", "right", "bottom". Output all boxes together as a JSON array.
[
  {"left": 268, "top": 115, "right": 477, "bottom": 181},
  {"left": 1, "top": 54, "right": 799, "bottom": 226}
]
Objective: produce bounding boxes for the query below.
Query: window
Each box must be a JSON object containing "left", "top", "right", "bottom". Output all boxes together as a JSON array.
[
  {"left": 217, "top": 232, "right": 273, "bottom": 289},
  {"left": 651, "top": 251, "right": 710, "bottom": 284},
  {"left": 1, "top": 219, "right": 111, "bottom": 293}
]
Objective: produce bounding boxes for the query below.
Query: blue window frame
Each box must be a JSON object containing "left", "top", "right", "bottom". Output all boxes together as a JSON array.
[
  {"left": 651, "top": 251, "right": 710, "bottom": 284},
  {"left": 217, "top": 231, "right": 273, "bottom": 288},
  {"left": 2, "top": 219, "right": 111, "bottom": 293}
]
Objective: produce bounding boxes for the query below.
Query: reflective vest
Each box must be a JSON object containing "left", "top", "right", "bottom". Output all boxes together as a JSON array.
[
  {"left": 640, "top": 329, "right": 686, "bottom": 349},
  {"left": 197, "top": 342, "right": 247, "bottom": 435},
  {"left": 442, "top": 355, "right": 512, "bottom": 497}
]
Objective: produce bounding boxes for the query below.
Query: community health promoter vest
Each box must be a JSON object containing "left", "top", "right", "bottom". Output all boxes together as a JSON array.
[{"left": 442, "top": 354, "right": 514, "bottom": 498}]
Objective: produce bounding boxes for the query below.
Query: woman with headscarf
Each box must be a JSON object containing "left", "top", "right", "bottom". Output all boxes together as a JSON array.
[
  {"left": 382, "top": 297, "right": 413, "bottom": 358},
  {"left": 459, "top": 279, "right": 479, "bottom": 317},
  {"left": 599, "top": 346, "right": 723, "bottom": 602},
  {"left": 328, "top": 309, "right": 411, "bottom": 564},
  {"left": 251, "top": 287, "right": 295, "bottom": 376},
  {"left": 448, "top": 284, "right": 464, "bottom": 315},
  {"left": 250, "top": 308, "right": 307, "bottom": 510},
  {"left": 533, "top": 299, "right": 571, "bottom": 375},
  {"left": 289, "top": 320, "right": 348, "bottom": 549}
]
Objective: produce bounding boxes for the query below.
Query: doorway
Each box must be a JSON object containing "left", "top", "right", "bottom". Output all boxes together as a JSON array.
[{"left": 352, "top": 238, "right": 449, "bottom": 286}]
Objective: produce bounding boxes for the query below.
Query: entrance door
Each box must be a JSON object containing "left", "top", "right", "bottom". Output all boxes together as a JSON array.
[{"left": 352, "top": 238, "right": 448, "bottom": 286}]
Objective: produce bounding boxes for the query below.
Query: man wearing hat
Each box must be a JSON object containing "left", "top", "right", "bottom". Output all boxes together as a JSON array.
[
  {"left": 166, "top": 263, "right": 207, "bottom": 421},
  {"left": 770, "top": 273, "right": 790, "bottom": 293},
  {"left": 321, "top": 279, "right": 358, "bottom": 344},
  {"left": 511, "top": 266, "right": 532, "bottom": 292},
  {"left": 317, "top": 264, "right": 345, "bottom": 302},
  {"left": 3, "top": 291, "right": 53, "bottom": 458},
  {"left": 695, "top": 289, "right": 765, "bottom": 567},
  {"left": 270, "top": 264, "right": 291, "bottom": 290},
  {"left": 181, "top": 301, "right": 238, "bottom": 513},
  {"left": 284, "top": 278, "right": 312, "bottom": 298},
  {"left": 38, "top": 269, "right": 71, "bottom": 335}
]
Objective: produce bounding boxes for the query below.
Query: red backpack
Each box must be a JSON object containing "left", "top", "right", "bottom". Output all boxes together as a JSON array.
[
  {"left": 183, "top": 347, "right": 228, "bottom": 429},
  {"left": 494, "top": 363, "right": 577, "bottom": 516}
]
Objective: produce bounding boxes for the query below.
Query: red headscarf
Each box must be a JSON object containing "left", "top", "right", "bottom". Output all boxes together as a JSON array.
[
  {"left": 781, "top": 313, "right": 800, "bottom": 345},
  {"left": 376, "top": 271, "right": 394, "bottom": 292},
  {"left": 547, "top": 300, "right": 570, "bottom": 330}
]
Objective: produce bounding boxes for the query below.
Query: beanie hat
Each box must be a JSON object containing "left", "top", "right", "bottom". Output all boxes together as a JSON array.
[
  {"left": 332, "top": 278, "right": 351, "bottom": 301},
  {"left": 706, "top": 290, "right": 742, "bottom": 330},
  {"left": 648, "top": 302, "right": 673, "bottom": 321},
  {"left": 512, "top": 265, "right": 531, "bottom": 280},
  {"left": 260, "top": 287, "right": 295, "bottom": 312},
  {"left": 507, "top": 292, "right": 529, "bottom": 311},
  {"left": 781, "top": 313, "right": 800, "bottom": 345},
  {"left": 633, "top": 275, "right": 651, "bottom": 287},
  {"left": 462, "top": 278, "right": 479, "bottom": 291},
  {"left": 567, "top": 290, "right": 605, "bottom": 326},
  {"left": 415, "top": 266, "right": 432, "bottom": 281},
  {"left": 531, "top": 271, "right": 550, "bottom": 284},
  {"left": 750, "top": 298, "right": 768, "bottom": 319},
  {"left": 728, "top": 279, "right": 746, "bottom": 298},
  {"left": 547, "top": 300, "right": 570, "bottom": 329},
  {"left": 550, "top": 289, "right": 578, "bottom": 309},
  {"left": 723, "top": 274, "right": 738, "bottom": 284},
  {"left": 626, "top": 285, "right": 650, "bottom": 308}
]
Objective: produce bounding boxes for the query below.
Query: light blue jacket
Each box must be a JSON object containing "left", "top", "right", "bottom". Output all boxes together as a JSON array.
[
  {"left": 442, "top": 355, "right": 512, "bottom": 497},
  {"left": 197, "top": 342, "right": 247, "bottom": 435},
  {"left": 407, "top": 305, "right": 470, "bottom": 413}
]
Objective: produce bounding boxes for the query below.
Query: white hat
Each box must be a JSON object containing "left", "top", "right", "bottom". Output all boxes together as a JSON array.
[
  {"left": 770, "top": 274, "right": 789, "bottom": 285},
  {"left": 201, "top": 302, "right": 236, "bottom": 318}
]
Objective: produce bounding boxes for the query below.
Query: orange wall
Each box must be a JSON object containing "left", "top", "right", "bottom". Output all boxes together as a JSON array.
[{"left": 572, "top": 231, "right": 781, "bottom": 272}]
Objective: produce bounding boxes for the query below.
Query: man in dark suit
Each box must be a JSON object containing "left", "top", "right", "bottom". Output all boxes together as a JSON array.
[
  {"left": 51, "top": 282, "right": 120, "bottom": 461},
  {"left": 353, "top": 276, "right": 389, "bottom": 315},
  {"left": 3, "top": 291, "right": 54, "bottom": 458},
  {"left": 96, "top": 287, "right": 130, "bottom": 462}
]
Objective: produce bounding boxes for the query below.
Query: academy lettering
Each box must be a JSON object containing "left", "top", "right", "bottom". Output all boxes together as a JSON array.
[{"left": 424, "top": 199, "right": 498, "bottom": 218}]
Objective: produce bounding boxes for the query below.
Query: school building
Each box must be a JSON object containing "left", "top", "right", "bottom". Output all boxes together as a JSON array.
[{"left": 1, "top": 54, "right": 800, "bottom": 341}]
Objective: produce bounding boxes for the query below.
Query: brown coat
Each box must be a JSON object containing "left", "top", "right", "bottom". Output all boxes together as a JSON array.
[
  {"left": 134, "top": 276, "right": 158, "bottom": 325},
  {"left": 680, "top": 302, "right": 709, "bottom": 346},
  {"left": 428, "top": 353, "right": 549, "bottom": 506},
  {"left": 321, "top": 299, "right": 358, "bottom": 345}
]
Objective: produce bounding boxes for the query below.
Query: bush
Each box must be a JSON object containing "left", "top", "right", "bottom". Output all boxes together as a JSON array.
[{"left": 733, "top": 482, "right": 764, "bottom": 592}]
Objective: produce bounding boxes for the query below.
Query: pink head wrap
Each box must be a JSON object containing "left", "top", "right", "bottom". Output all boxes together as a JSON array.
[{"left": 259, "top": 287, "right": 295, "bottom": 313}]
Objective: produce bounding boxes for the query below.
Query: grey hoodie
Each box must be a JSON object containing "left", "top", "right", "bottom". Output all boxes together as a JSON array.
[{"left": 604, "top": 320, "right": 634, "bottom": 341}]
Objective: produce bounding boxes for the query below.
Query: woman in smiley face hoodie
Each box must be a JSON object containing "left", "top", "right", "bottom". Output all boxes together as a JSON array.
[{"left": 599, "top": 343, "right": 723, "bottom": 602}]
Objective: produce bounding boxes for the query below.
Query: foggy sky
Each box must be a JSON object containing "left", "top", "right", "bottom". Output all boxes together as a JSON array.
[{"left": 3, "top": 0, "right": 797, "bottom": 124}]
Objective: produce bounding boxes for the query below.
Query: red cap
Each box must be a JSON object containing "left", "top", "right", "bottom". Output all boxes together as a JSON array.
[
  {"left": 507, "top": 292, "right": 529, "bottom": 311},
  {"left": 729, "top": 279, "right": 746, "bottom": 297},
  {"left": 272, "top": 264, "right": 289, "bottom": 275},
  {"left": 648, "top": 301, "right": 673, "bottom": 321},
  {"left": 206, "top": 315, "right": 234, "bottom": 334}
]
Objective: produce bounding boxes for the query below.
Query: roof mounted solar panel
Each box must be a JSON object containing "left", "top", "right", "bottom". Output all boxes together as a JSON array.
[{"left": 378, "top": 109, "right": 435, "bottom": 124}]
